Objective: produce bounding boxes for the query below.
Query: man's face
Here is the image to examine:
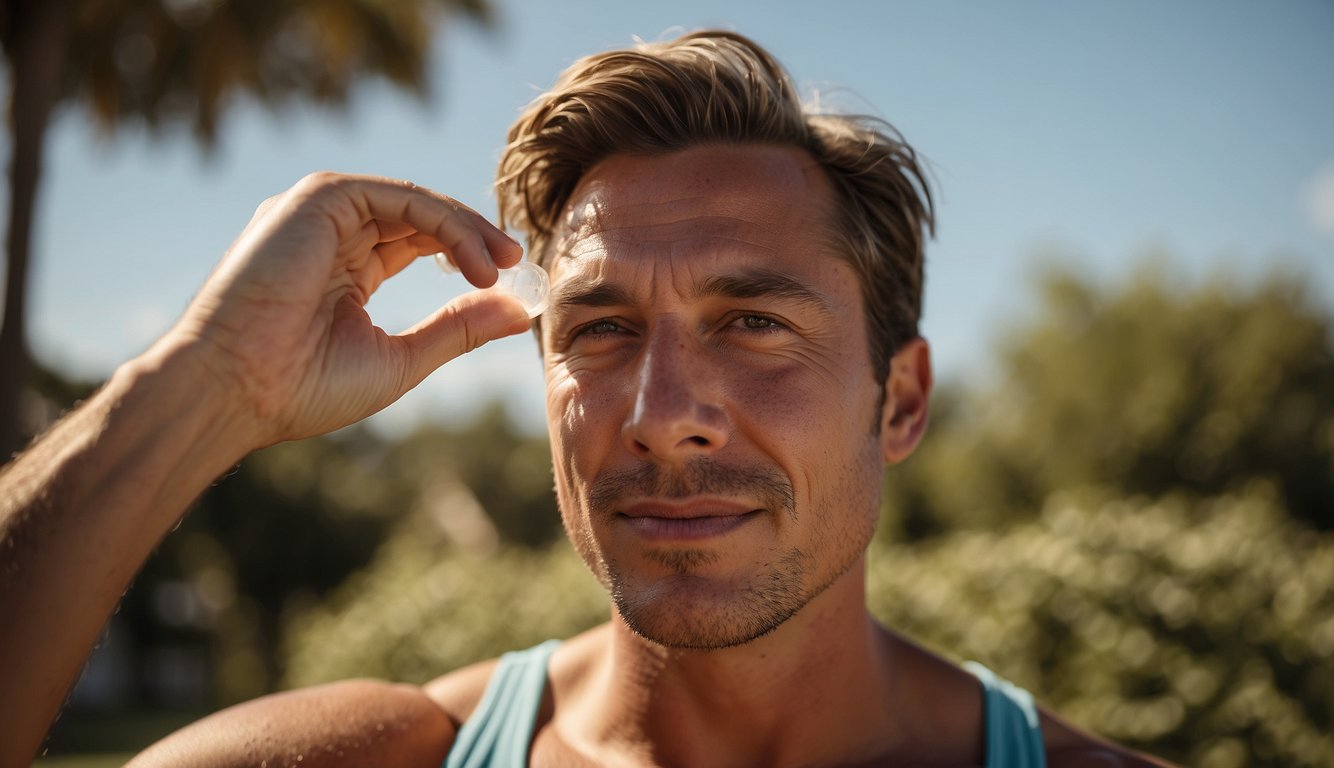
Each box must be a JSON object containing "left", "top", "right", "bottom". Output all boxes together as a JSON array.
[{"left": 540, "top": 145, "right": 891, "bottom": 649}]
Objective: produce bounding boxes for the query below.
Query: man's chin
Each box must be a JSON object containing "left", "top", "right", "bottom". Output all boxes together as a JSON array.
[
  {"left": 618, "top": 609, "right": 790, "bottom": 651},
  {"left": 610, "top": 570, "right": 807, "bottom": 650}
]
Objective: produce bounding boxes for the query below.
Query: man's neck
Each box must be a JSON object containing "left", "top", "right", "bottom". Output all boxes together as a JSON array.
[{"left": 554, "top": 561, "right": 929, "bottom": 767}]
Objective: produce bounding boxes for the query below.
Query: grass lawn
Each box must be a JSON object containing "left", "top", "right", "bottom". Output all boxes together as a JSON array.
[
  {"left": 33, "top": 754, "right": 137, "bottom": 768},
  {"left": 34, "top": 709, "right": 208, "bottom": 767}
]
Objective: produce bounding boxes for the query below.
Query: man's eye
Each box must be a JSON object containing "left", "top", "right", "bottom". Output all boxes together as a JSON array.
[
  {"left": 577, "top": 319, "right": 624, "bottom": 337},
  {"left": 736, "top": 314, "right": 779, "bottom": 330}
]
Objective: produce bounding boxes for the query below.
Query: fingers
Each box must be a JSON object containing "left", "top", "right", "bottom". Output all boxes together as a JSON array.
[
  {"left": 373, "top": 233, "right": 449, "bottom": 281},
  {"left": 388, "top": 193, "right": 521, "bottom": 288},
  {"left": 305, "top": 173, "right": 523, "bottom": 284},
  {"left": 394, "top": 291, "right": 532, "bottom": 392}
]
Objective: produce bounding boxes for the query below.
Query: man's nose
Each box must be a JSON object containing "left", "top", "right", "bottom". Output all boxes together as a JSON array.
[{"left": 622, "top": 326, "right": 730, "bottom": 462}]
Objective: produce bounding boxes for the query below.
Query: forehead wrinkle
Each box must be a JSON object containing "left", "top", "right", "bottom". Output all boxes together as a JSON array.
[{"left": 561, "top": 212, "right": 769, "bottom": 253}]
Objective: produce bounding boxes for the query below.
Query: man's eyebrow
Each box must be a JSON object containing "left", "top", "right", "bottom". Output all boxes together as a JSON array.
[
  {"left": 697, "top": 268, "right": 836, "bottom": 314},
  {"left": 549, "top": 267, "right": 838, "bottom": 315},
  {"left": 551, "top": 278, "right": 636, "bottom": 309}
]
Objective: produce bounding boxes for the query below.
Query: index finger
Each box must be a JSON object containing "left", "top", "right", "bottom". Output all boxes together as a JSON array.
[{"left": 309, "top": 173, "right": 525, "bottom": 286}]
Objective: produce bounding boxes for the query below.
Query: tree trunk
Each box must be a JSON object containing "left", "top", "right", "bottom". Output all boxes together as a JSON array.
[{"left": 0, "top": 1, "right": 69, "bottom": 461}]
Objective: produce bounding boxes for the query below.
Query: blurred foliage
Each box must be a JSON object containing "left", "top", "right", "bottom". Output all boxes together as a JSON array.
[
  {"left": 44, "top": 258, "right": 1334, "bottom": 767},
  {"left": 276, "top": 261, "right": 1334, "bottom": 767},
  {"left": 283, "top": 521, "right": 606, "bottom": 687},
  {"left": 883, "top": 263, "right": 1334, "bottom": 538},
  {"left": 49, "top": 400, "right": 552, "bottom": 722},
  {"left": 2, "top": 0, "right": 494, "bottom": 144},
  {"left": 152, "top": 428, "right": 401, "bottom": 704},
  {"left": 869, "top": 485, "right": 1333, "bottom": 768},
  {"left": 170, "top": 403, "right": 552, "bottom": 703},
  {"left": 281, "top": 485, "right": 1333, "bottom": 767},
  {"left": 381, "top": 404, "right": 561, "bottom": 547}
]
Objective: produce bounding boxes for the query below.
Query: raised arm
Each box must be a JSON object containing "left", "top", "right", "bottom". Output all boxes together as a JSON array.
[{"left": 0, "top": 173, "right": 531, "bottom": 768}]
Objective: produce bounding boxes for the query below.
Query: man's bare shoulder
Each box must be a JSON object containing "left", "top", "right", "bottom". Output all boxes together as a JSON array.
[
  {"left": 423, "top": 655, "right": 505, "bottom": 726},
  {"left": 1041, "top": 709, "right": 1177, "bottom": 768},
  {"left": 424, "top": 625, "right": 613, "bottom": 727},
  {"left": 126, "top": 679, "right": 454, "bottom": 768}
]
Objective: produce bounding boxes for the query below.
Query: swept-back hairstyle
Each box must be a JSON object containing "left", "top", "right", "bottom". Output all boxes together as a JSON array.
[{"left": 496, "top": 30, "right": 933, "bottom": 380}]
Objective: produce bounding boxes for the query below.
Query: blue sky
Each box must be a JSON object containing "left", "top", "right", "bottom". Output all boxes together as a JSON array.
[{"left": 23, "top": 0, "right": 1334, "bottom": 435}]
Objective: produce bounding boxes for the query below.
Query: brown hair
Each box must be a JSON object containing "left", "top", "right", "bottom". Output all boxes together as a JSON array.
[{"left": 496, "top": 29, "right": 933, "bottom": 380}]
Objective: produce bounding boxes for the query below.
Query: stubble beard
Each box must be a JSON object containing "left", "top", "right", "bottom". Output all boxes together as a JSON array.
[
  {"left": 562, "top": 458, "right": 876, "bottom": 650},
  {"left": 609, "top": 544, "right": 814, "bottom": 649}
]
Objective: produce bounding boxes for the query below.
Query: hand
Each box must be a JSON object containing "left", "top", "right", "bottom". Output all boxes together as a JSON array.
[{"left": 162, "top": 172, "right": 532, "bottom": 449}]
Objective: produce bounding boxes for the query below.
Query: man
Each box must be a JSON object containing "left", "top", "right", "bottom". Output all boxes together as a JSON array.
[{"left": 0, "top": 30, "right": 1167, "bottom": 767}]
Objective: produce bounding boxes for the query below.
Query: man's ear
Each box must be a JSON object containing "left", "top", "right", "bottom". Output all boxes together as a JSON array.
[{"left": 879, "top": 337, "right": 932, "bottom": 464}]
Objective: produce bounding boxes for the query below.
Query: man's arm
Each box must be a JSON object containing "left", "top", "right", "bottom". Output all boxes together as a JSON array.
[
  {"left": 0, "top": 342, "right": 260, "bottom": 768},
  {"left": 1042, "top": 708, "right": 1179, "bottom": 767},
  {"left": 125, "top": 680, "right": 456, "bottom": 768},
  {"left": 0, "top": 173, "right": 532, "bottom": 768}
]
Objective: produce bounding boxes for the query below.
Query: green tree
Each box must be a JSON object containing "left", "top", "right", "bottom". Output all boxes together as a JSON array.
[
  {"left": 0, "top": 0, "right": 492, "bottom": 458},
  {"left": 883, "top": 261, "right": 1334, "bottom": 537}
]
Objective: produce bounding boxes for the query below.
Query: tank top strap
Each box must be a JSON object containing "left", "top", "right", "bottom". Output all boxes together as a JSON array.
[
  {"left": 443, "top": 640, "right": 561, "bottom": 768},
  {"left": 962, "top": 661, "right": 1048, "bottom": 768}
]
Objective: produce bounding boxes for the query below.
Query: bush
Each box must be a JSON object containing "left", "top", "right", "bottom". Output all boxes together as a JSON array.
[
  {"left": 281, "top": 517, "right": 606, "bottom": 687},
  {"left": 883, "top": 265, "right": 1334, "bottom": 537},
  {"left": 284, "top": 483, "right": 1332, "bottom": 767},
  {"left": 868, "top": 485, "right": 1334, "bottom": 767}
]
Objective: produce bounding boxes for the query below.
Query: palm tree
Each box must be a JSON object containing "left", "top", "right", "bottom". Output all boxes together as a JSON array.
[{"left": 0, "top": 0, "right": 493, "bottom": 459}]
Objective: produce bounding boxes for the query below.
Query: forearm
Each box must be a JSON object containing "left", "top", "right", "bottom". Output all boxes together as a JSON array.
[
  {"left": 0, "top": 172, "right": 527, "bottom": 768},
  {"left": 0, "top": 337, "right": 259, "bottom": 768}
]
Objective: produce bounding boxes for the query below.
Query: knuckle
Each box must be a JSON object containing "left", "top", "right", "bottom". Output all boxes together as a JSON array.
[
  {"left": 463, "top": 318, "right": 484, "bottom": 353},
  {"left": 298, "top": 170, "right": 343, "bottom": 190},
  {"left": 397, "top": 341, "right": 420, "bottom": 394},
  {"left": 252, "top": 195, "right": 280, "bottom": 220},
  {"left": 289, "top": 171, "right": 352, "bottom": 204},
  {"left": 445, "top": 305, "right": 484, "bottom": 355}
]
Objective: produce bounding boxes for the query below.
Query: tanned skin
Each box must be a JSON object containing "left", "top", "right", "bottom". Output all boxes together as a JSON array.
[{"left": 2, "top": 156, "right": 1172, "bottom": 767}]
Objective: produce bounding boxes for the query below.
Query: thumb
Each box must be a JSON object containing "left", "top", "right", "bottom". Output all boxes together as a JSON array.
[{"left": 397, "top": 291, "right": 533, "bottom": 388}]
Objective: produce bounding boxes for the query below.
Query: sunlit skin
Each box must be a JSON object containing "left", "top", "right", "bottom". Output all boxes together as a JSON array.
[
  {"left": 487, "top": 144, "right": 949, "bottom": 765},
  {"left": 108, "top": 150, "right": 1165, "bottom": 768},
  {"left": 477, "top": 145, "right": 1161, "bottom": 766},
  {"left": 0, "top": 155, "right": 1170, "bottom": 765},
  {"left": 540, "top": 144, "right": 900, "bottom": 651}
]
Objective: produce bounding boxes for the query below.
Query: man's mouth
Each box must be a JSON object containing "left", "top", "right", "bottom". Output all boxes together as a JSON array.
[{"left": 617, "top": 499, "right": 762, "bottom": 540}]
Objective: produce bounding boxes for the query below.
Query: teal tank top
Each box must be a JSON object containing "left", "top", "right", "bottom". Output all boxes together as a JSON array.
[
  {"left": 443, "top": 640, "right": 560, "bottom": 768},
  {"left": 443, "top": 641, "right": 1046, "bottom": 767},
  {"left": 964, "top": 661, "right": 1049, "bottom": 768}
]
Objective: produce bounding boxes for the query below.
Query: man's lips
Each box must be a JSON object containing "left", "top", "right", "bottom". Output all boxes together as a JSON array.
[
  {"left": 617, "top": 498, "right": 761, "bottom": 540},
  {"left": 619, "top": 498, "right": 757, "bottom": 519}
]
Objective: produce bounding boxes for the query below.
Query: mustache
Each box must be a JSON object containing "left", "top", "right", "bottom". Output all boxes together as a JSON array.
[{"left": 588, "top": 460, "right": 795, "bottom": 519}]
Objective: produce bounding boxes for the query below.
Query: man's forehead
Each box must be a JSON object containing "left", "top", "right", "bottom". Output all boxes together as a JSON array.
[
  {"left": 555, "top": 145, "right": 831, "bottom": 245},
  {"left": 549, "top": 145, "right": 832, "bottom": 268},
  {"left": 537, "top": 150, "right": 855, "bottom": 328}
]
